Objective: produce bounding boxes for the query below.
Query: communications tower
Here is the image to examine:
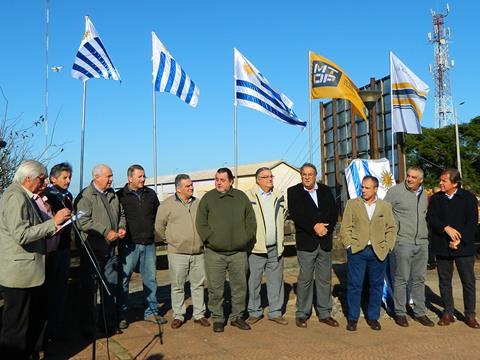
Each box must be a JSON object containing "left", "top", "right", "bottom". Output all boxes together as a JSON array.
[{"left": 428, "top": 4, "right": 455, "bottom": 128}]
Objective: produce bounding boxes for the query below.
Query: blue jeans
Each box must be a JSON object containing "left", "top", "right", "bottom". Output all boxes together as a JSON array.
[
  {"left": 120, "top": 243, "right": 159, "bottom": 319},
  {"left": 347, "top": 246, "right": 387, "bottom": 321}
]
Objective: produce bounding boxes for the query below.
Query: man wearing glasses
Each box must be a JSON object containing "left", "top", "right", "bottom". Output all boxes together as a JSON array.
[
  {"left": 245, "top": 167, "right": 288, "bottom": 326},
  {"left": 287, "top": 163, "right": 338, "bottom": 328},
  {"left": 0, "top": 160, "right": 71, "bottom": 358}
]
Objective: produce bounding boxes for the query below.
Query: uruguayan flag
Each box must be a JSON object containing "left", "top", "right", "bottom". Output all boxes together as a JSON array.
[
  {"left": 152, "top": 32, "right": 199, "bottom": 107},
  {"left": 234, "top": 48, "right": 305, "bottom": 128},
  {"left": 71, "top": 16, "right": 120, "bottom": 81},
  {"left": 390, "top": 52, "right": 429, "bottom": 134},
  {"left": 344, "top": 158, "right": 395, "bottom": 200}
]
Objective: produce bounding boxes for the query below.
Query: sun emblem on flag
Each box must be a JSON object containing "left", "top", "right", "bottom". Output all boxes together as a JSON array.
[
  {"left": 243, "top": 63, "right": 255, "bottom": 75},
  {"left": 82, "top": 30, "right": 90, "bottom": 41},
  {"left": 381, "top": 170, "right": 393, "bottom": 189}
]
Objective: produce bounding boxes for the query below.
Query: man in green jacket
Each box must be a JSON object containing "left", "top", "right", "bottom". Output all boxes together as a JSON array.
[{"left": 196, "top": 168, "right": 256, "bottom": 333}]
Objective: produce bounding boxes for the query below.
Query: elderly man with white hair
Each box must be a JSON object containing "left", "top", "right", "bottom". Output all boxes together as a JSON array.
[
  {"left": 0, "top": 160, "right": 71, "bottom": 359},
  {"left": 75, "top": 164, "right": 126, "bottom": 337}
]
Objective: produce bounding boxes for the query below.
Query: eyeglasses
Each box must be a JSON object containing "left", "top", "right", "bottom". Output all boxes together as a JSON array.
[
  {"left": 37, "top": 175, "right": 48, "bottom": 183},
  {"left": 259, "top": 175, "right": 274, "bottom": 179}
]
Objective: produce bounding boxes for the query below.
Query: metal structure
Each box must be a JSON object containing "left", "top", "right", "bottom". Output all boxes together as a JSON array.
[
  {"left": 320, "top": 76, "right": 405, "bottom": 213},
  {"left": 428, "top": 4, "right": 455, "bottom": 128}
]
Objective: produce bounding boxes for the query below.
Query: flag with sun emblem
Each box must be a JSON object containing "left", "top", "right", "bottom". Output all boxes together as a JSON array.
[
  {"left": 345, "top": 158, "right": 395, "bottom": 200},
  {"left": 234, "top": 48, "right": 305, "bottom": 127}
]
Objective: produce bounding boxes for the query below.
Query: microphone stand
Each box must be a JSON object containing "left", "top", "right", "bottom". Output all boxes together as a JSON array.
[{"left": 54, "top": 191, "right": 113, "bottom": 360}]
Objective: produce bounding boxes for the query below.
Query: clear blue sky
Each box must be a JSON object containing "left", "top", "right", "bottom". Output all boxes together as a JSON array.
[{"left": 1, "top": 0, "right": 478, "bottom": 194}]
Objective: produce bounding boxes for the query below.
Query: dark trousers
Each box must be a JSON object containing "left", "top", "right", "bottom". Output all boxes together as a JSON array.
[
  {"left": 0, "top": 285, "right": 46, "bottom": 359},
  {"left": 44, "top": 249, "right": 70, "bottom": 343},
  {"left": 437, "top": 255, "right": 476, "bottom": 316},
  {"left": 79, "top": 248, "right": 120, "bottom": 336},
  {"left": 347, "top": 246, "right": 387, "bottom": 321}
]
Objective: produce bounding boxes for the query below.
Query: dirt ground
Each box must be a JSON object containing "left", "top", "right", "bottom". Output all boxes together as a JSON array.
[{"left": 42, "top": 252, "right": 480, "bottom": 360}]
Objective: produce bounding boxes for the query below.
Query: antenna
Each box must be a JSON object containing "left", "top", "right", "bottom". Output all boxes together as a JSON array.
[{"left": 428, "top": 4, "right": 455, "bottom": 128}]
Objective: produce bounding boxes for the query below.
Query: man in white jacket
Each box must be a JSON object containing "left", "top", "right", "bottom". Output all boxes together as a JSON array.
[{"left": 246, "top": 167, "right": 288, "bottom": 325}]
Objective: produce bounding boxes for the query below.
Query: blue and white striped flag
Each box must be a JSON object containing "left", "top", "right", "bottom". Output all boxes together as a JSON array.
[
  {"left": 71, "top": 16, "right": 121, "bottom": 81},
  {"left": 234, "top": 49, "right": 305, "bottom": 128},
  {"left": 344, "top": 158, "right": 395, "bottom": 200},
  {"left": 152, "top": 32, "right": 199, "bottom": 107}
]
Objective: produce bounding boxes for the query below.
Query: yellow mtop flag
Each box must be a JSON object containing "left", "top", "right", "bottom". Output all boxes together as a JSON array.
[{"left": 310, "top": 51, "right": 367, "bottom": 120}]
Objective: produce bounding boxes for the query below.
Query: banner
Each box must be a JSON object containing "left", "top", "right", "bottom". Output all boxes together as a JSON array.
[{"left": 310, "top": 51, "right": 366, "bottom": 120}]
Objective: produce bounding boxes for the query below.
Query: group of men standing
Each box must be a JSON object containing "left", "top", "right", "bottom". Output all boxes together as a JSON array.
[{"left": 0, "top": 159, "right": 478, "bottom": 358}]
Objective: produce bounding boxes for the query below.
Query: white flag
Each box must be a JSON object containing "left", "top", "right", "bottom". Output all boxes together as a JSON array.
[{"left": 390, "top": 52, "right": 429, "bottom": 134}]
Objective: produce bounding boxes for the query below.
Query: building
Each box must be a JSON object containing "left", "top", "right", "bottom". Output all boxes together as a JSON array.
[{"left": 145, "top": 160, "right": 301, "bottom": 201}]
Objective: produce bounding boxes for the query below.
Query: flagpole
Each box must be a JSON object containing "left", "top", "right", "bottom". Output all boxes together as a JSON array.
[
  {"left": 79, "top": 80, "right": 87, "bottom": 190},
  {"left": 389, "top": 51, "right": 395, "bottom": 179},
  {"left": 233, "top": 49, "right": 238, "bottom": 188},
  {"left": 152, "top": 78, "right": 158, "bottom": 194},
  {"left": 308, "top": 51, "right": 312, "bottom": 163}
]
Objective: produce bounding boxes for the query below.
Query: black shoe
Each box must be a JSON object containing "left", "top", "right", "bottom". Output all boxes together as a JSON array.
[
  {"left": 427, "top": 264, "right": 437, "bottom": 270},
  {"left": 395, "top": 315, "right": 409, "bottom": 327},
  {"left": 230, "top": 318, "right": 251, "bottom": 330},
  {"left": 414, "top": 315, "right": 435, "bottom": 327},
  {"left": 118, "top": 319, "right": 129, "bottom": 330},
  {"left": 366, "top": 319, "right": 381, "bottom": 331},
  {"left": 213, "top": 322, "right": 225, "bottom": 333},
  {"left": 346, "top": 320, "right": 357, "bottom": 331}
]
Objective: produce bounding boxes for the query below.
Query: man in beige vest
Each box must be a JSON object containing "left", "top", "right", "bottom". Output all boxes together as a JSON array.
[{"left": 245, "top": 167, "right": 288, "bottom": 326}]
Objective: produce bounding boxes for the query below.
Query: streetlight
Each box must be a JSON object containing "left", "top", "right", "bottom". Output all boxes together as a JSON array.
[
  {"left": 454, "top": 101, "right": 465, "bottom": 177},
  {"left": 359, "top": 89, "right": 382, "bottom": 159}
]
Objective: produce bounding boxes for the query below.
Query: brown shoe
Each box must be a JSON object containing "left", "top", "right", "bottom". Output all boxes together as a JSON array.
[
  {"left": 246, "top": 314, "right": 264, "bottom": 325},
  {"left": 269, "top": 316, "right": 288, "bottom": 325},
  {"left": 296, "top": 318, "right": 307, "bottom": 328},
  {"left": 465, "top": 315, "right": 480, "bottom": 329},
  {"left": 319, "top": 317, "right": 339, "bottom": 327},
  {"left": 366, "top": 319, "right": 381, "bottom": 331},
  {"left": 414, "top": 315, "right": 434, "bottom": 327},
  {"left": 395, "top": 315, "right": 409, "bottom": 327},
  {"left": 438, "top": 313, "right": 455, "bottom": 326},
  {"left": 171, "top": 319, "right": 183, "bottom": 329},
  {"left": 193, "top": 317, "right": 211, "bottom": 327}
]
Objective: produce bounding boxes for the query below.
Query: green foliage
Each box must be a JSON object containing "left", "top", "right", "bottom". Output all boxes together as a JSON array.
[{"left": 404, "top": 116, "right": 480, "bottom": 194}]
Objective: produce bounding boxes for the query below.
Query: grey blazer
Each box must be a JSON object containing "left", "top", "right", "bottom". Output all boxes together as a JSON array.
[{"left": 0, "top": 182, "right": 56, "bottom": 288}]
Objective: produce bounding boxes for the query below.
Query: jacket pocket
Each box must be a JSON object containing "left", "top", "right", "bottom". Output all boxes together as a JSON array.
[{"left": 13, "top": 254, "right": 35, "bottom": 261}]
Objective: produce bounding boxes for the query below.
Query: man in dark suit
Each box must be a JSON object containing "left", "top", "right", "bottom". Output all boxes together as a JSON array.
[
  {"left": 287, "top": 163, "right": 338, "bottom": 328},
  {"left": 427, "top": 168, "right": 479, "bottom": 329}
]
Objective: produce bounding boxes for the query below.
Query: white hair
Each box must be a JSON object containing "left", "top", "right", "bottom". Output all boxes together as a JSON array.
[
  {"left": 92, "top": 164, "right": 111, "bottom": 178},
  {"left": 13, "top": 160, "right": 47, "bottom": 184}
]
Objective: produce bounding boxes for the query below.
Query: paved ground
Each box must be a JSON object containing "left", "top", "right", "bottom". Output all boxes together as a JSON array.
[{"left": 42, "top": 253, "right": 480, "bottom": 360}]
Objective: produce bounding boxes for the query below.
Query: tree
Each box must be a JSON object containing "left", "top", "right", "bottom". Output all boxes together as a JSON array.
[
  {"left": 0, "top": 87, "right": 64, "bottom": 194},
  {"left": 404, "top": 116, "right": 480, "bottom": 194}
]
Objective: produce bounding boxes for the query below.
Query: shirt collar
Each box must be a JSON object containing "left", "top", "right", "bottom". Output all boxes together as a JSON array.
[
  {"left": 257, "top": 185, "right": 272, "bottom": 197},
  {"left": 445, "top": 189, "right": 458, "bottom": 200},
  {"left": 303, "top": 183, "right": 318, "bottom": 193}
]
